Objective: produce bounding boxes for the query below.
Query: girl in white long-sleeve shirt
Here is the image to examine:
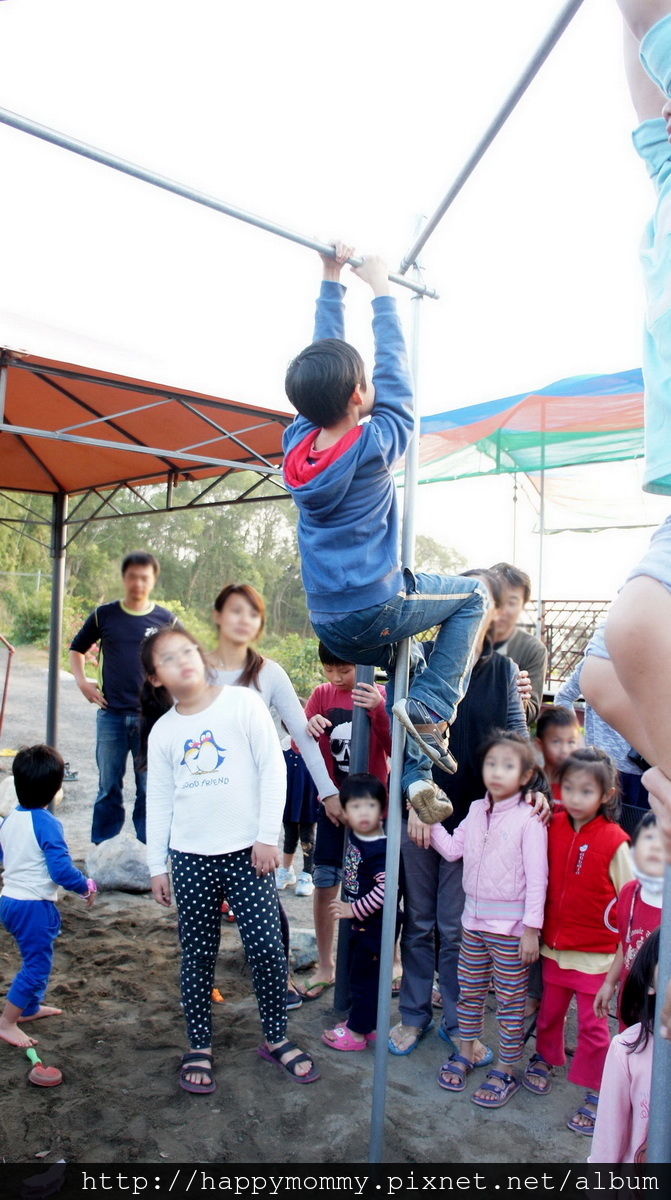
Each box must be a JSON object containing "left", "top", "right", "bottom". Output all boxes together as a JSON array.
[{"left": 142, "top": 627, "right": 320, "bottom": 1094}]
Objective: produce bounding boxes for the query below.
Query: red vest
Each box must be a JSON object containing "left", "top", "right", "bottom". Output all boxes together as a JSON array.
[{"left": 542, "top": 810, "right": 629, "bottom": 954}]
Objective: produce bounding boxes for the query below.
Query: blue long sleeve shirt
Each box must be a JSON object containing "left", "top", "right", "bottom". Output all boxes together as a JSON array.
[{"left": 282, "top": 281, "right": 414, "bottom": 617}]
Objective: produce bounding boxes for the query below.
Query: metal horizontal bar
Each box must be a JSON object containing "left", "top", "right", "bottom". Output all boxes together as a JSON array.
[
  {"left": 0, "top": 423, "right": 284, "bottom": 473},
  {"left": 398, "top": 0, "right": 586, "bottom": 273},
  {"left": 0, "top": 106, "right": 439, "bottom": 299}
]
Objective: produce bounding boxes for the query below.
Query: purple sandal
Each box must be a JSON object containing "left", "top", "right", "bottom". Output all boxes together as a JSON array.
[
  {"left": 471, "top": 1068, "right": 520, "bottom": 1108},
  {"left": 437, "top": 1053, "right": 474, "bottom": 1092}
]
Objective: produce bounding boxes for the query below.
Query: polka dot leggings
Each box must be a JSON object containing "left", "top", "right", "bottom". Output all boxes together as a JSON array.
[{"left": 171, "top": 848, "right": 288, "bottom": 1050}]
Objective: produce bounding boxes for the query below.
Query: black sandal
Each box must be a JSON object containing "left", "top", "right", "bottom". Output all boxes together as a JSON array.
[
  {"left": 257, "top": 1039, "right": 321, "bottom": 1084},
  {"left": 179, "top": 1051, "right": 216, "bottom": 1094}
]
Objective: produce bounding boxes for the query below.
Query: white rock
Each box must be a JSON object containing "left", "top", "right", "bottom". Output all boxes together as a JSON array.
[
  {"left": 85, "top": 832, "right": 151, "bottom": 892},
  {"left": 0, "top": 774, "right": 18, "bottom": 818},
  {"left": 289, "top": 928, "right": 317, "bottom": 971}
]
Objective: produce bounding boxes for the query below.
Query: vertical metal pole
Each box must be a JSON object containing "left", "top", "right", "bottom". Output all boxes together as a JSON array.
[
  {"left": 647, "top": 864, "right": 671, "bottom": 1162},
  {"left": 368, "top": 259, "right": 424, "bottom": 1164},
  {"left": 45, "top": 492, "right": 67, "bottom": 748},
  {"left": 333, "top": 664, "right": 375, "bottom": 1012}
]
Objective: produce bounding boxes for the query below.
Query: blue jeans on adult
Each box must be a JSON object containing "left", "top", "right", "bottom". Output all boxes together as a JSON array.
[
  {"left": 92, "top": 708, "right": 146, "bottom": 844},
  {"left": 312, "top": 571, "right": 488, "bottom": 791}
]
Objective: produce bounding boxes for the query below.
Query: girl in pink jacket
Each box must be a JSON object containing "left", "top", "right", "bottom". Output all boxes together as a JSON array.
[
  {"left": 590, "top": 927, "right": 659, "bottom": 1164},
  {"left": 429, "top": 731, "right": 548, "bottom": 1108}
]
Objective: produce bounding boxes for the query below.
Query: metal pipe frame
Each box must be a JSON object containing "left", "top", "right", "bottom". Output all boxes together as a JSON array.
[
  {"left": 368, "top": 262, "right": 425, "bottom": 1164},
  {"left": 45, "top": 492, "right": 67, "bottom": 748},
  {"left": 0, "top": 106, "right": 438, "bottom": 301},
  {"left": 647, "top": 864, "right": 671, "bottom": 1162},
  {"left": 398, "top": 0, "right": 586, "bottom": 274}
]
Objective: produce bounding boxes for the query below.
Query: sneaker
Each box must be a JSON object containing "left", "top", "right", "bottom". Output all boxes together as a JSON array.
[
  {"left": 392, "top": 698, "right": 457, "bottom": 774},
  {"left": 275, "top": 866, "right": 296, "bottom": 890},
  {"left": 407, "top": 780, "right": 454, "bottom": 825},
  {"left": 295, "top": 871, "right": 315, "bottom": 897}
]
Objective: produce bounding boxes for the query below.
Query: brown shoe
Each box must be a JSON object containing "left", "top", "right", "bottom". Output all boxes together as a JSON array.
[{"left": 407, "top": 781, "right": 453, "bottom": 824}]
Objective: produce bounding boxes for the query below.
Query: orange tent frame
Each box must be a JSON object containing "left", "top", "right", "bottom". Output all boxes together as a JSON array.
[{"left": 0, "top": 348, "right": 291, "bottom": 743}]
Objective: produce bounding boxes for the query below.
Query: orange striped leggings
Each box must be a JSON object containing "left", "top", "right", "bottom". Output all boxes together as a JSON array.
[{"left": 457, "top": 926, "right": 529, "bottom": 1065}]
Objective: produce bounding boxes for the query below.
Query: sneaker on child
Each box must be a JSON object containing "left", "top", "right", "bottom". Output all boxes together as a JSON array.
[
  {"left": 295, "top": 871, "right": 315, "bottom": 897},
  {"left": 392, "top": 698, "right": 457, "bottom": 774},
  {"left": 275, "top": 866, "right": 296, "bottom": 890},
  {"left": 407, "top": 780, "right": 453, "bottom": 825}
]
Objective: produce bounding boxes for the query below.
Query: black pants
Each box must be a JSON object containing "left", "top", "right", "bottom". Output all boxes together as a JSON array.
[
  {"left": 172, "top": 848, "right": 287, "bottom": 1049},
  {"left": 347, "top": 925, "right": 382, "bottom": 1036},
  {"left": 282, "top": 820, "right": 316, "bottom": 876}
]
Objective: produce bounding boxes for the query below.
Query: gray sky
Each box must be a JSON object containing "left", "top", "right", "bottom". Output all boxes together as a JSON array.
[{"left": 1, "top": 0, "right": 668, "bottom": 598}]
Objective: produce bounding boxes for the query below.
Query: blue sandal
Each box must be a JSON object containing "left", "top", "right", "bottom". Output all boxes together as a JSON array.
[
  {"left": 437, "top": 1053, "right": 474, "bottom": 1092},
  {"left": 521, "top": 1053, "right": 553, "bottom": 1095},
  {"left": 566, "top": 1092, "right": 598, "bottom": 1135},
  {"left": 471, "top": 1068, "right": 520, "bottom": 1108}
]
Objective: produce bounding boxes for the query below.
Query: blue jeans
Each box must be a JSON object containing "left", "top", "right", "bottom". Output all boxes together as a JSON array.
[
  {"left": 92, "top": 709, "right": 146, "bottom": 844},
  {"left": 313, "top": 571, "right": 488, "bottom": 789}
]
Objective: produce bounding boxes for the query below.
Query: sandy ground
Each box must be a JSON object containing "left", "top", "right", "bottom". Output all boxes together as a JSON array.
[{"left": 0, "top": 649, "right": 591, "bottom": 1166}]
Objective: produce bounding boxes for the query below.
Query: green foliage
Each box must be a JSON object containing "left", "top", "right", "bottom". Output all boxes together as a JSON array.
[
  {"left": 0, "top": 481, "right": 465, "bottom": 663},
  {"left": 261, "top": 632, "right": 322, "bottom": 700}
]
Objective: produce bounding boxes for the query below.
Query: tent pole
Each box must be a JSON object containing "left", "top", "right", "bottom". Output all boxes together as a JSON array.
[
  {"left": 46, "top": 492, "right": 68, "bottom": 749},
  {"left": 397, "top": 0, "right": 586, "bottom": 274},
  {"left": 648, "top": 866, "right": 671, "bottom": 1161},
  {"left": 536, "top": 473, "right": 545, "bottom": 639},
  {"left": 0, "top": 106, "right": 437, "bottom": 302},
  {"left": 368, "top": 259, "right": 424, "bottom": 1164}
]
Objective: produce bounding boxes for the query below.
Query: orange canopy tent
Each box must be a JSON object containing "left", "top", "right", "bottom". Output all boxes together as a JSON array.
[{"left": 0, "top": 347, "right": 291, "bottom": 743}]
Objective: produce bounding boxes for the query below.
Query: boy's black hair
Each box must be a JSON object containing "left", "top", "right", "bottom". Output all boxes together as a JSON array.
[
  {"left": 632, "top": 809, "right": 657, "bottom": 844},
  {"left": 285, "top": 338, "right": 367, "bottom": 428},
  {"left": 620, "top": 927, "right": 660, "bottom": 1053},
  {"left": 536, "top": 705, "right": 580, "bottom": 741},
  {"left": 318, "top": 640, "right": 354, "bottom": 669},
  {"left": 12, "top": 744, "right": 64, "bottom": 809},
  {"left": 490, "top": 562, "right": 532, "bottom": 605},
  {"left": 339, "top": 772, "right": 387, "bottom": 810},
  {"left": 122, "top": 550, "right": 159, "bottom": 577},
  {"left": 557, "top": 746, "right": 620, "bottom": 822}
]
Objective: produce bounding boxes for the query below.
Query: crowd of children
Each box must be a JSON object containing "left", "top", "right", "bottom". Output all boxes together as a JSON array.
[{"left": 3, "top": 1, "right": 671, "bottom": 1161}]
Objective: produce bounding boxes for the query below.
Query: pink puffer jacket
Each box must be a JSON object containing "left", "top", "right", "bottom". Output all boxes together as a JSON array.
[{"left": 430, "top": 791, "right": 548, "bottom": 937}]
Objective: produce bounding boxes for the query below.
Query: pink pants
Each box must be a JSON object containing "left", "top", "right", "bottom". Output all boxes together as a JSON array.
[{"left": 535, "top": 957, "right": 611, "bottom": 1090}]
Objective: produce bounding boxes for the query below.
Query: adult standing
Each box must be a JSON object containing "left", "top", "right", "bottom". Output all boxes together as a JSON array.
[
  {"left": 69, "top": 551, "right": 177, "bottom": 844},
  {"left": 490, "top": 562, "right": 548, "bottom": 726},
  {"left": 389, "top": 569, "right": 530, "bottom": 1056}
]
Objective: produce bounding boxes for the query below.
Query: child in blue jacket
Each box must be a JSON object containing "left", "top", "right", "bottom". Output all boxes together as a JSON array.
[
  {"left": 0, "top": 745, "right": 96, "bottom": 1048},
  {"left": 283, "top": 243, "right": 487, "bottom": 824}
]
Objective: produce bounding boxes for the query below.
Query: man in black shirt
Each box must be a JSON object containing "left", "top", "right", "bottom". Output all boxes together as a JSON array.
[{"left": 69, "top": 551, "right": 176, "bottom": 844}]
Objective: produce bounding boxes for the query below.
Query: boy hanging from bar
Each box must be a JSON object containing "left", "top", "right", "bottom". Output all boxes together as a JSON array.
[
  {"left": 282, "top": 242, "right": 488, "bottom": 826},
  {"left": 581, "top": 0, "right": 671, "bottom": 1043}
]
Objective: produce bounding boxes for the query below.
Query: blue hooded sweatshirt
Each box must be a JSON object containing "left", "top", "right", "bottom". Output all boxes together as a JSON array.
[{"left": 282, "top": 281, "right": 414, "bottom": 618}]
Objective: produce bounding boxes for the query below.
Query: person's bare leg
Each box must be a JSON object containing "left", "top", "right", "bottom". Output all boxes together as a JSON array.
[
  {"left": 282, "top": 851, "right": 295, "bottom": 871},
  {"left": 605, "top": 577, "right": 671, "bottom": 778},
  {"left": 617, "top": 0, "right": 671, "bottom": 42},
  {"left": 0, "top": 1001, "right": 38, "bottom": 1048},
  {"left": 581, "top": 654, "right": 656, "bottom": 764},
  {"left": 296, "top": 884, "right": 337, "bottom": 995}
]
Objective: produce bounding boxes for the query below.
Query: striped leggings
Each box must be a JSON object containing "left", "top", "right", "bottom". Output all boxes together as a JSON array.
[{"left": 457, "top": 926, "right": 529, "bottom": 1066}]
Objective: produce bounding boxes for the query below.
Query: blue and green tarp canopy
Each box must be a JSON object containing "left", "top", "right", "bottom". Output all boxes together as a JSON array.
[{"left": 413, "top": 369, "right": 644, "bottom": 484}]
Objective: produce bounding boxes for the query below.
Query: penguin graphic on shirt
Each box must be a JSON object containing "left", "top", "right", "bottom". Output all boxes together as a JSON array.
[{"left": 180, "top": 730, "right": 226, "bottom": 775}]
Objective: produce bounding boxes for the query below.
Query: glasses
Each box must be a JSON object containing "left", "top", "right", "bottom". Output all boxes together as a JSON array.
[{"left": 156, "top": 644, "right": 199, "bottom": 667}]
